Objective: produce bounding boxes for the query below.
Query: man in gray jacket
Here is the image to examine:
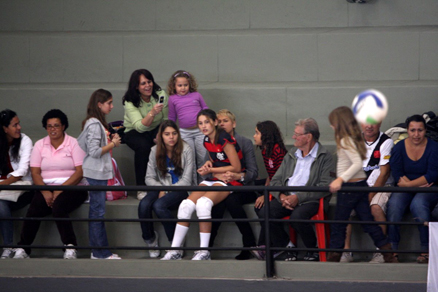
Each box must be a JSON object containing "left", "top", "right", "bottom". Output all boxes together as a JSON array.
[{"left": 253, "top": 118, "right": 335, "bottom": 261}]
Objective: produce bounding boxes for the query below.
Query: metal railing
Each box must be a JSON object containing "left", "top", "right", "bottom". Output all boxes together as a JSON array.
[{"left": 0, "top": 184, "right": 434, "bottom": 277}]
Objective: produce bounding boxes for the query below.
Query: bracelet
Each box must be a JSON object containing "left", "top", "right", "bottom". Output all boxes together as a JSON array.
[
  {"left": 149, "top": 112, "right": 155, "bottom": 117},
  {"left": 112, "top": 141, "right": 116, "bottom": 148}
]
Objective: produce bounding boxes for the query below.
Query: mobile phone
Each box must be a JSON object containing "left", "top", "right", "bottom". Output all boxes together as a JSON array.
[{"left": 159, "top": 96, "right": 164, "bottom": 104}]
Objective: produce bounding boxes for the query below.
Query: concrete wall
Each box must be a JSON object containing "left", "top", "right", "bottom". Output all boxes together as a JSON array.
[{"left": 1, "top": 0, "right": 438, "bottom": 182}]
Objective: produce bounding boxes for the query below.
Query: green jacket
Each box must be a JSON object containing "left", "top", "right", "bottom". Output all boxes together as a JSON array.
[
  {"left": 270, "top": 142, "right": 335, "bottom": 210},
  {"left": 123, "top": 89, "right": 169, "bottom": 133}
]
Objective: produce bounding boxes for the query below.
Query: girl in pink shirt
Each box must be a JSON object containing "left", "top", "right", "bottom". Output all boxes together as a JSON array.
[{"left": 167, "top": 70, "right": 208, "bottom": 183}]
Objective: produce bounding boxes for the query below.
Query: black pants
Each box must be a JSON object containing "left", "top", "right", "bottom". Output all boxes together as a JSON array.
[
  {"left": 255, "top": 198, "right": 319, "bottom": 248},
  {"left": 124, "top": 127, "right": 159, "bottom": 186},
  {"left": 17, "top": 190, "right": 88, "bottom": 254},
  {"left": 209, "top": 191, "right": 258, "bottom": 248}
]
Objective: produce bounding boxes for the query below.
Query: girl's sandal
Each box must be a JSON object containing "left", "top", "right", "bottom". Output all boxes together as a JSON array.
[{"left": 416, "top": 254, "right": 429, "bottom": 264}]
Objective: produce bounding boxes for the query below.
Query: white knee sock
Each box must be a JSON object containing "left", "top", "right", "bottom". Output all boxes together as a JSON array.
[
  {"left": 171, "top": 224, "right": 189, "bottom": 248},
  {"left": 200, "top": 232, "right": 211, "bottom": 248}
]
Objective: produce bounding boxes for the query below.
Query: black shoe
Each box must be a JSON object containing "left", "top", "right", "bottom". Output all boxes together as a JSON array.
[
  {"left": 303, "top": 251, "right": 319, "bottom": 261},
  {"left": 284, "top": 250, "right": 297, "bottom": 261},
  {"left": 235, "top": 250, "right": 252, "bottom": 260},
  {"left": 275, "top": 246, "right": 297, "bottom": 261}
]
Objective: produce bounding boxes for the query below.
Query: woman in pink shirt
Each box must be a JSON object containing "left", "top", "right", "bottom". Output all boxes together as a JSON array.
[{"left": 13, "top": 109, "right": 88, "bottom": 259}]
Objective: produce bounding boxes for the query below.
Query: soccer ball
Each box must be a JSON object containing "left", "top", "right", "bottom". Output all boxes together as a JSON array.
[{"left": 352, "top": 89, "right": 388, "bottom": 125}]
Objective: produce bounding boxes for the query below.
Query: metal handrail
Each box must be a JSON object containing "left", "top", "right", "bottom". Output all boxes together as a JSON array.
[{"left": 1, "top": 184, "right": 435, "bottom": 278}]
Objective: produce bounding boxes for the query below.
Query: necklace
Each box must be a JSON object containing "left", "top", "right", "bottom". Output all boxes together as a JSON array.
[{"left": 364, "top": 134, "right": 379, "bottom": 146}]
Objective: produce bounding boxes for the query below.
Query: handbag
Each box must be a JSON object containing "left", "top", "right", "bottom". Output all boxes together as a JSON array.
[
  {"left": 0, "top": 180, "right": 32, "bottom": 202},
  {"left": 106, "top": 158, "right": 127, "bottom": 201}
]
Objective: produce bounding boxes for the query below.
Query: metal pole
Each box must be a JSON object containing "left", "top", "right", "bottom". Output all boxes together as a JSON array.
[{"left": 264, "top": 187, "right": 274, "bottom": 278}]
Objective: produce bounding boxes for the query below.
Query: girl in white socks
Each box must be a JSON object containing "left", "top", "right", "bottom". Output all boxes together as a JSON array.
[{"left": 161, "top": 109, "right": 244, "bottom": 260}]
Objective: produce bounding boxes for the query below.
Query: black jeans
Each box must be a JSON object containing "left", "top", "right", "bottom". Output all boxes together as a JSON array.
[
  {"left": 209, "top": 191, "right": 258, "bottom": 248},
  {"left": 255, "top": 198, "right": 319, "bottom": 248},
  {"left": 329, "top": 180, "right": 389, "bottom": 249},
  {"left": 124, "top": 127, "right": 159, "bottom": 186},
  {"left": 17, "top": 190, "right": 88, "bottom": 254}
]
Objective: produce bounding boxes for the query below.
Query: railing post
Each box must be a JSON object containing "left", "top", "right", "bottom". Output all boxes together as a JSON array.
[{"left": 264, "top": 187, "right": 274, "bottom": 278}]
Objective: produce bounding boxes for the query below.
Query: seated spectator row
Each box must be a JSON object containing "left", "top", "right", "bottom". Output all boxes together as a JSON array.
[{"left": 1, "top": 68, "right": 438, "bottom": 264}]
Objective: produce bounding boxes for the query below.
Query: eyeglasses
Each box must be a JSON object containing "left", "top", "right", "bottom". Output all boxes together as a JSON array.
[
  {"left": 293, "top": 132, "right": 308, "bottom": 137},
  {"left": 46, "top": 124, "right": 62, "bottom": 129}
]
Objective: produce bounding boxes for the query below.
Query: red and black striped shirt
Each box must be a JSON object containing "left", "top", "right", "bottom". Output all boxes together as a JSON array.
[
  {"left": 204, "top": 131, "right": 245, "bottom": 186},
  {"left": 262, "top": 143, "right": 287, "bottom": 180}
]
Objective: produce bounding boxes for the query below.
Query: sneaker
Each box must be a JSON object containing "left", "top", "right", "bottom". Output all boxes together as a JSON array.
[
  {"left": 146, "top": 231, "right": 160, "bottom": 258},
  {"left": 161, "top": 250, "right": 183, "bottom": 260},
  {"left": 283, "top": 247, "right": 298, "bottom": 261},
  {"left": 369, "top": 252, "right": 384, "bottom": 264},
  {"left": 90, "top": 253, "right": 121, "bottom": 260},
  {"left": 13, "top": 248, "right": 29, "bottom": 259},
  {"left": 63, "top": 244, "right": 77, "bottom": 259},
  {"left": 340, "top": 252, "right": 353, "bottom": 263},
  {"left": 250, "top": 246, "right": 266, "bottom": 260},
  {"left": 1, "top": 248, "right": 14, "bottom": 259},
  {"left": 137, "top": 191, "right": 147, "bottom": 200},
  {"left": 303, "top": 251, "right": 320, "bottom": 261},
  {"left": 191, "top": 250, "right": 211, "bottom": 261}
]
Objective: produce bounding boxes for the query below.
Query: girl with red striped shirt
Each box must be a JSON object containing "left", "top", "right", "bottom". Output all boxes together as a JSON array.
[{"left": 253, "top": 121, "right": 287, "bottom": 209}]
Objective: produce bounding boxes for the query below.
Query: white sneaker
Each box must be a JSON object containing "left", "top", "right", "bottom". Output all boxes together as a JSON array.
[
  {"left": 369, "top": 252, "right": 384, "bottom": 264},
  {"left": 340, "top": 252, "right": 353, "bottom": 263},
  {"left": 13, "top": 248, "right": 29, "bottom": 259},
  {"left": 137, "top": 191, "right": 147, "bottom": 200},
  {"left": 1, "top": 248, "right": 14, "bottom": 259},
  {"left": 191, "top": 250, "right": 211, "bottom": 261},
  {"left": 90, "top": 253, "right": 121, "bottom": 260},
  {"left": 63, "top": 244, "right": 77, "bottom": 259},
  {"left": 146, "top": 231, "right": 160, "bottom": 258},
  {"left": 161, "top": 250, "right": 183, "bottom": 260}
]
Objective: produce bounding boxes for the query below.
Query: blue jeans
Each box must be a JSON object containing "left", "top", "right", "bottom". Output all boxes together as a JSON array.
[
  {"left": 329, "top": 181, "right": 389, "bottom": 249},
  {"left": 0, "top": 192, "right": 34, "bottom": 246},
  {"left": 138, "top": 190, "right": 188, "bottom": 242},
  {"left": 387, "top": 191, "right": 438, "bottom": 251},
  {"left": 87, "top": 178, "right": 112, "bottom": 258}
]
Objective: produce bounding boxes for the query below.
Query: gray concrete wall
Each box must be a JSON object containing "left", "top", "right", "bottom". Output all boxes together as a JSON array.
[{"left": 1, "top": 0, "right": 438, "bottom": 182}]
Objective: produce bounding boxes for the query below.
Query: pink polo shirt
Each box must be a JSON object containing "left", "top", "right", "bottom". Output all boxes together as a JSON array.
[{"left": 30, "top": 134, "right": 85, "bottom": 182}]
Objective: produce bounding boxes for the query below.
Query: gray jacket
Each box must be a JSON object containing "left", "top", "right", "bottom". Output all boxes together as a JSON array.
[
  {"left": 77, "top": 118, "right": 113, "bottom": 180},
  {"left": 270, "top": 142, "right": 335, "bottom": 209},
  {"left": 145, "top": 142, "right": 195, "bottom": 186}
]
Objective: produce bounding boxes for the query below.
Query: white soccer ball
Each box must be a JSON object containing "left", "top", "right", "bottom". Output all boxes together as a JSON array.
[{"left": 352, "top": 89, "right": 388, "bottom": 125}]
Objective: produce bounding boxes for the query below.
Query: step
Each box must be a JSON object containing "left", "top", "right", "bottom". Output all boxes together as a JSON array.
[
  {"left": 0, "top": 257, "right": 428, "bottom": 283},
  {"left": 7, "top": 194, "right": 424, "bottom": 262}
]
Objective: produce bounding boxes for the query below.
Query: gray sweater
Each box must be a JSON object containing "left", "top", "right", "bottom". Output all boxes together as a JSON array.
[
  {"left": 77, "top": 118, "right": 113, "bottom": 180},
  {"left": 145, "top": 142, "right": 196, "bottom": 186}
]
